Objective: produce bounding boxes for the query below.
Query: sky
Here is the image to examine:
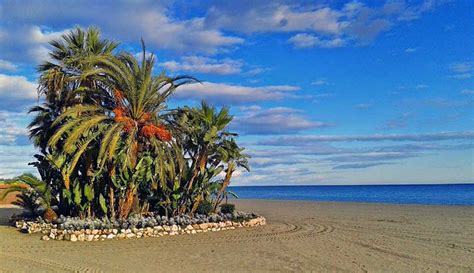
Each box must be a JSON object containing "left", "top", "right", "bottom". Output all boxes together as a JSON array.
[{"left": 0, "top": 0, "right": 473, "bottom": 185}]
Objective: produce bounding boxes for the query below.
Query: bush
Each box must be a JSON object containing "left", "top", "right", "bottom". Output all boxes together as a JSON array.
[
  {"left": 220, "top": 203, "right": 235, "bottom": 214},
  {"left": 196, "top": 200, "right": 213, "bottom": 215}
]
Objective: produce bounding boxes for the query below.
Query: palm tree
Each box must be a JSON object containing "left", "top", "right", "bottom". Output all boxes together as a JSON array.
[
  {"left": 169, "top": 102, "right": 235, "bottom": 212},
  {"left": 48, "top": 44, "right": 196, "bottom": 218},
  {"left": 213, "top": 138, "right": 249, "bottom": 210},
  {"left": 37, "top": 26, "right": 119, "bottom": 107},
  {"left": 0, "top": 174, "right": 57, "bottom": 221},
  {"left": 29, "top": 27, "right": 120, "bottom": 217}
]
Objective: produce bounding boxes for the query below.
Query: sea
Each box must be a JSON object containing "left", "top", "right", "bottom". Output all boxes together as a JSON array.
[{"left": 228, "top": 184, "right": 474, "bottom": 206}]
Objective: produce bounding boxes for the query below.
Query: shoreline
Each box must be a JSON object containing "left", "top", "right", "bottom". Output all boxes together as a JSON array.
[
  {"left": 1, "top": 200, "right": 473, "bottom": 271},
  {"left": 235, "top": 198, "right": 474, "bottom": 207}
]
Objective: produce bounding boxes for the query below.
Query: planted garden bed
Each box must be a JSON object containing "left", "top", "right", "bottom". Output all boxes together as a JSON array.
[{"left": 13, "top": 212, "right": 266, "bottom": 242}]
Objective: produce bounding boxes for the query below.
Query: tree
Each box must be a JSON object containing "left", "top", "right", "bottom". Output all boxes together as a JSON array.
[
  {"left": 19, "top": 26, "right": 250, "bottom": 220},
  {"left": 48, "top": 43, "right": 196, "bottom": 219}
]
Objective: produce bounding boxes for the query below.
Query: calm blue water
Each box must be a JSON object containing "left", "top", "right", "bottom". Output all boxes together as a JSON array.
[{"left": 228, "top": 184, "right": 474, "bottom": 206}]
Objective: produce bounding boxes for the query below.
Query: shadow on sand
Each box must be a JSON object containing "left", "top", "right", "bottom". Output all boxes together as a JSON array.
[{"left": 0, "top": 207, "right": 23, "bottom": 226}]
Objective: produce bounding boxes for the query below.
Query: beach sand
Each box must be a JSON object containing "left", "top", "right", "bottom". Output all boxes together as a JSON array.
[{"left": 1, "top": 200, "right": 473, "bottom": 272}]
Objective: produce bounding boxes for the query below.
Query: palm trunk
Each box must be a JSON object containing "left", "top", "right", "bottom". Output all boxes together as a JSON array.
[
  {"left": 108, "top": 184, "right": 115, "bottom": 219},
  {"left": 187, "top": 149, "right": 207, "bottom": 192},
  {"left": 214, "top": 163, "right": 234, "bottom": 211},
  {"left": 119, "top": 185, "right": 136, "bottom": 219},
  {"left": 108, "top": 165, "right": 116, "bottom": 219}
]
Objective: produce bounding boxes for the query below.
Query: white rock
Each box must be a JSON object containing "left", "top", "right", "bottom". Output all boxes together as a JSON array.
[{"left": 70, "top": 234, "right": 78, "bottom": 242}]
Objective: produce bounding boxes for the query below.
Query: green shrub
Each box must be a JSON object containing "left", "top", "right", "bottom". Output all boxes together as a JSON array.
[
  {"left": 196, "top": 200, "right": 213, "bottom": 215},
  {"left": 220, "top": 203, "right": 235, "bottom": 214}
]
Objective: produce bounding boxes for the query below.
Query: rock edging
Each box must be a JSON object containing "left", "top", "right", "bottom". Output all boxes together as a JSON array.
[{"left": 15, "top": 216, "right": 266, "bottom": 242}]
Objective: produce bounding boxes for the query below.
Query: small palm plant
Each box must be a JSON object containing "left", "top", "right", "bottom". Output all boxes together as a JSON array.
[{"left": 0, "top": 174, "right": 57, "bottom": 221}]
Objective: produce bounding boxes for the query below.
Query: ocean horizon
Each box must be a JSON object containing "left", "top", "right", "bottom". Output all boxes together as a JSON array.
[{"left": 229, "top": 184, "right": 474, "bottom": 206}]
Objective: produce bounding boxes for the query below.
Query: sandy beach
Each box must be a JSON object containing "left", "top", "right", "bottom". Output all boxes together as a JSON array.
[{"left": 1, "top": 200, "right": 473, "bottom": 272}]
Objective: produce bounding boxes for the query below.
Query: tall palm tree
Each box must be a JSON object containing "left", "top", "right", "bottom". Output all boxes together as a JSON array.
[
  {"left": 169, "top": 101, "right": 235, "bottom": 212},
  {"left": 213, "top": 138, "right": 249, "bottom": 210},
  {"left": 31, "top": 27, "right": 118, "bottom": 150},
  {"left": 48, "top": 44, "right": 196, "bottom": 218},
  {"left": 29, "top": 27, "right": 119, "bottom": 217}
]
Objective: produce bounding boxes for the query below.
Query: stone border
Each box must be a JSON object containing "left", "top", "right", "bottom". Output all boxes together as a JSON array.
[{"left": 15, "top": 216, "right": 266, "bottom": 242}]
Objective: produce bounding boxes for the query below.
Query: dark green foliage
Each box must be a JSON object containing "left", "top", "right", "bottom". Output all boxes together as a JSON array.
[
  {"left": 10, "top": 27, "right": 251, "bottom": 220},
  {"left": 196, "top": 200, "right": 213, "bottom": 215},
  {"left": 220, "top": 203, "right": 235, "bottom": 214}
]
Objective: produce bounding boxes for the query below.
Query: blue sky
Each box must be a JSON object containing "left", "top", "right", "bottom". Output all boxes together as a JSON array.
[{"left": 0, "top": 0, "right": 473, "bottom": 185}]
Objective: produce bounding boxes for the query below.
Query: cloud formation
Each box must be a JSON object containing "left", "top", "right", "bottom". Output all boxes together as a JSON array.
[
  {"left": 0, "top": 111, "right": 30, "bottom": 146},
  {"left": 174, "top": 81, "right": 299, "bottom": 104},
  {"left": 205, "top": 0, "right": 444, "bottom": 47},
  {"left": 0, "top": 59, "right": 18, "bottom": 71},
  {"left": 160, "top": 56, "right": 243, "bottom": 75},
  {"left": 0, "top": 74, "right": 38, "bottom": 111},
  {"left": 259, "top": 131, "right": 474, "bottom": 146},
  {"left": 232, "top": 106, "right": 331, "bottom": 135},
  {"left": 449, "top": 62, "right": 472, "bottom": 79},
  {"left": 288, "top": 33, "right": 345, "bottom": 48},
  {"left": 0, "top": 0, "right": 243, "bottom": 65}
]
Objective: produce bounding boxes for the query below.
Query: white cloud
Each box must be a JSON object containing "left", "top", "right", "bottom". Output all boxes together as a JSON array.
[
  {"left": 232, "top": 106, "right": 331, "bottom": 135},
  {"left": 404, "top": 47, "right": 418, "bottom": 53},
  {"left": 174, "top": 81, "right": 300, "bottom": 104},
  {"left": 0, "top": 1, "right": 243, "bottom": 64},
  {"left": 0, "top": 59, "right": 18, "bottom": 71},
  {"left": 205, "top": 4, "right": 345, "bottom": 35},
  {"left": 0, "top": 74, "right": 38, "bottom": 110},
  {"left": 244, "top": 67, "right": 271, "bottom": 76},
  {"left": 0, "top": 145, "right": 37, "bottom": 178},
  {"left": 0, "top": 111, "right": 30, "bottom": 146},
  {"left": 449, "top": 62, "right": 472, "bottom": 79},
  {"left": 259, "top": 131, "right": 474, "bottom": 146},
  {"left": 161, "top": 56, "right": 242, "bottom": 75},
  {"left": 311, "top": 78, "right": 328, "bottom": 86},
  {"left": 205, "top": 1, "right": 444, "bottom": 48},
  {"left": 289, "top": 33, "right": 345, "bottom": 48},
  {"left": 0, "top": 25, "right": 67, "bottom": 64}
]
